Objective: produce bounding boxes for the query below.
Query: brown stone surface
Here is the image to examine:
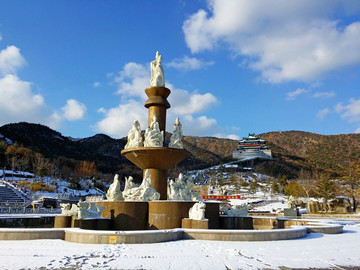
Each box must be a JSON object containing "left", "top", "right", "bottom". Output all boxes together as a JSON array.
[
  {"left": 148, "top": 169, "right": 167, "bottom": 200},
  {"left": 96, "top": 201, "right": 148, "bottom": 230},
  {"left": 79, "top": 219, "right": 97, "bottom": 230},
  {"left": 204, "top": 202, "right": 220, "bottom": 229},
  {"left": 97, "top": 218, "right": 111, "bottom": 230},
  {"left": 181, "top": 218, "right": 192, "bottom": 229},
  {"left": 144, "top": 86, "right": 171, "bottom": 132},
  {"left": 54, "top": 215, "right": 72, "bottom": 228},
  {"left": 121, "top": 147, "right": 190, "bottom": 171},
  {"left": 219, "top": 216, "right": 253, "bottom": 230},
  {"left": 0, "top": 229, "right": 65, "bottom": 240},
  {"left": 192, "top": 219, "right": 209, "bottom": 229},
  {"left": 148, "top": 201, "right": 196, "bottom": 230},
  {"left": 252, "top": 217, "right": 279, "bottom": 230},
  {"left": 71, "top": 217, "right": 80, "bottom": 228}
]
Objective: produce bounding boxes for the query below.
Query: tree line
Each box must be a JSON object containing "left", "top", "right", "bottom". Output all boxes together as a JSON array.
[{"left": 0, "top": 142, "right": 100, "bottom": 182}]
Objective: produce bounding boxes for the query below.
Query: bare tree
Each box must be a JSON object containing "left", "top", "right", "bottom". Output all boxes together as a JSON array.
[{"left": 298, "top": 169, "right": 317, "bottom": 198}]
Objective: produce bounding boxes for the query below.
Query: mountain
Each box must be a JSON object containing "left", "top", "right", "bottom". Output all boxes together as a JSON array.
[
  {"left": 257, "top": 131, "right": 360, "bottom": 178},
  {"left": 1, "top": 123, "right": 359, "bottom": 179},
  {"left": 0, "top": 123, "right": 227, "bottom": 179}
]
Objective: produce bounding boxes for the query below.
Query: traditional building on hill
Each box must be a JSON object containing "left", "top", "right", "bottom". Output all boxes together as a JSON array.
[{"left": 232, "top": 133, "right": 272, "bottom": 160}]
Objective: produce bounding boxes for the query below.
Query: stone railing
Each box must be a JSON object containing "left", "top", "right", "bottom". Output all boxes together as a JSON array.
[{"left": 0, "top": 206, "right": 61, "bottom": 215}]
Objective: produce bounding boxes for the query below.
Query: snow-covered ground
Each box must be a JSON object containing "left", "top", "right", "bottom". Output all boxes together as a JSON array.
[{"left": 0, "top": 221, "right": 359, "bottom": 269}]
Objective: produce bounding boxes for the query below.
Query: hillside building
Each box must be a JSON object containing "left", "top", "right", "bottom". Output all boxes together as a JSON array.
[{"left": 232, "top": 133, "right": 272, "bottom": 160}]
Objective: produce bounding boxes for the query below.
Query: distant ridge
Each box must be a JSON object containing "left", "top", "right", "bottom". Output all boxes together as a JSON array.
[{"left": 1, "top": 122, "right": 359, "bottom": 179}]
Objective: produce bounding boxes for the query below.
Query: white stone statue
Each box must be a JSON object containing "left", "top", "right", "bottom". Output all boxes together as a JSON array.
[
  {"left": 150, "top": 51, "right": 165, "bottom": 87},
  {"left": 106, "top": 174, "right": 124, "bottom": 201},
  {"left": 144, "top": 115, "right": 163, "bottom": 147},
  {"left": 189, "top": 202, "right": 206, "bottom": 220},
  {"left": 123, "top": 170, "right": 160, "bottom": 201},
  {"left": 222, "top": 204, "right": 248, "bottom": 217},
  {"left": 124, "top": 176, "right": 136, "bottom": 191},
  {"left": 167, "top": 173, "right": 201, "bottom": 201},
  {"left": 60, "top": 203, "right": 79, "bottom": 216},
  {"left": 125, "top": 120, "right": 143, "bottom": 149},
  {"left": 287, "top": 195, "right": 296, "bottom": 209},
  {"left": 169, "top": 117, "right": 184, "bottom": 149},
  {"left": 77, "top": 201, "right": 105, "bottom": 219}
]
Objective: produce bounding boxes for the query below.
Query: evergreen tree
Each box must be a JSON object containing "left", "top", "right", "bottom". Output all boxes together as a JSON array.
[{"left": 316, "top": 174, "right": 337, "bottom": 205}]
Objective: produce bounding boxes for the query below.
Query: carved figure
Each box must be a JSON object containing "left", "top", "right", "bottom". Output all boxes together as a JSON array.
[
  {"left": 78, "top": 201, "right": 105, "bottom": 219},
  {"left": 106, "top": 174, "right": 124, "bottom": 201},
  {"left": 60, "top": 203, "right": 78, "bottom": 216},
  {"left": 144, "top": 115, "right": 163, "bottom": 147},
  {"left": 150, "top": 51, "right": 165, "bottom": 87},
  {"left": 169, "top": 117, "right": 183, "bottom": 149},
  {"left": 287, "top": 195, "right": 296, "bottom": 209},
  {"left": 124, "top": 176, "right": 136, "bottom": 191},
  {"left": 123, "top": 170, "right": 160, "bottom": 201},
  {"left": 125, "top": 120, "right": 143, "bottom": 149},
  {"left": 222, "top": 204, "right": 248, "bottom": 217},
  {"left": 167, "top": 173, "right": 201, "bottom": 201},
  {"left": 189, "top": 202, "right": 206, "bottom": 220}
]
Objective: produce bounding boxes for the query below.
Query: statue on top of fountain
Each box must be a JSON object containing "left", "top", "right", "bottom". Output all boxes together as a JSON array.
[
  {"left": 125, "top": 120, "right": 143, "bottom": 149},
  {"left": 168, "top": 173, "right": 201, "bottom": 201},
  {"left": 144, "top": 115, "right": 164, "bottom": 147},
  {"left": 150, "top": 51, "right": 165, "bottom": 87},
  {"left": 123, "top": 169, "right": 160, "bottom": 201},
  {"left": 169, "top": 117, "right": 184, "bottom": 149}
]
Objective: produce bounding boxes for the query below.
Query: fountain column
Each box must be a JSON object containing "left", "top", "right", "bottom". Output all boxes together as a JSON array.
[{"left": 121, "top": 53, "right": 190, "bottom": 200}]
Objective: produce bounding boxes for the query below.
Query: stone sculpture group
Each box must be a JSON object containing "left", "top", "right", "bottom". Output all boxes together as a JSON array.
[
  {"left": 221, "top": 204, "right": 248, "bottom": 217},
  {"left": 60, "top": 201, "right": 104, "bottom": 219},
  {"left": 105, "top": 171, "right": 202, "bottom": 202},
  {"left": 106, "top": 170, "right": 160, "bottom": 202},
  {"left": 124, "top": 51, "right": 184, "bottom": 150},
  {"left": 125, "top": 117, "right": 184, "bottom": 150},
  {"left": 167, "top": 173, "right": 201, "bottom": 201}
]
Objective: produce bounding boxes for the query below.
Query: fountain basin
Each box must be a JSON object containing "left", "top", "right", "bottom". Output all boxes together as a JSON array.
[{"left": 121, "top": 147, "right": 190, "bottom": 170}]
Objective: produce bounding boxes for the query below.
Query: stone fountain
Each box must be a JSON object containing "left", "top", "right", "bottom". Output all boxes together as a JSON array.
[
  {"left": 119, "top": 51, "right": 220, "bottom": 230},
  {"left": 121, "top": 85, "right": 190, "bottom": 200},
  {"left": 55, "top": 52, "right": 219, "bottom": 231}
]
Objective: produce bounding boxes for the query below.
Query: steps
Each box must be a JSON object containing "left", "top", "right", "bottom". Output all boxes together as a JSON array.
[{"left": 0, "top": 184, "right": 26, "bottom": 204}]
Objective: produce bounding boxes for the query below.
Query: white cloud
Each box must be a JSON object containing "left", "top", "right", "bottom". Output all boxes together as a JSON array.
[
  {"left": 316, "top": 108, "right": 330, "bottom": 120},
  {"left": 179, "top": 115, "right": 218, "bottom": 136},
  {"left": 61, "top": 99, "right": 86, "bottom": 121},
  {"left": 183, "top": 1, "right": 360, "bottom": 83},
  {"left": 313, "top": 91, "right": 335, "bottom": 99},
  {"left": 170, "top": 89, "right": 218, "bottom": 115},
  {"left": 114, "top": 62, "right": 149, "bottom": 100},
  {"left": 335, "top": 98, "right": 360, "bottom": 123},
  {"left": 0, "top": 44, "right": 85, "bottom": 129},
  {"left": 355, "top": 127, "right": 360, "bottom": 133},
  {"left": 93, "top": 82, "right": 101, "bottom": 88},
  {"left": 166, "top": 56, "right": 214, "bottom": 71},
  {"left": 95, "top": 99, "right": 148, "bottom": 138},
  {"left": 286, "top": 88, "right": 308, "bottom": 100},
  {"left": 0, "top": 45, "right": 26, "bottom": 75},
  {"left": 213, "top": 133, "right": 240, "bottom": 140}
]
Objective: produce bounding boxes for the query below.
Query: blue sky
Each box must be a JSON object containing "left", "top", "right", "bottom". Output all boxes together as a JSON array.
[{"left": 1, "top": 1, "right": 360, "bottom": 140}]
